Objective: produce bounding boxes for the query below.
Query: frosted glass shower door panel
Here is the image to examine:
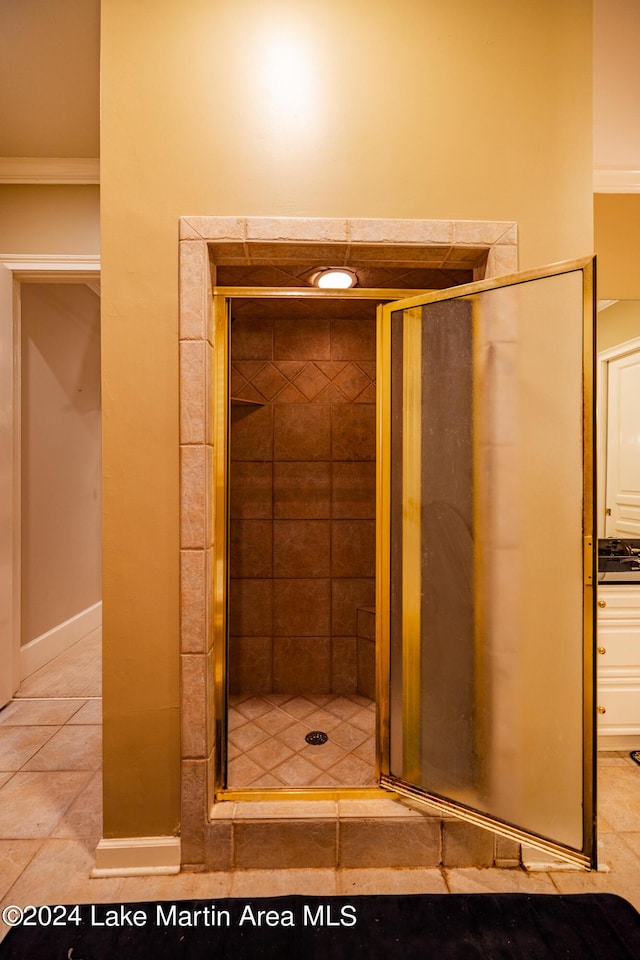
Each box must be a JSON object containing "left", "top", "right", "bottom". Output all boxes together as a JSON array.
[{"left": 381, "top": 260, "right": 595, "bottom": 866}]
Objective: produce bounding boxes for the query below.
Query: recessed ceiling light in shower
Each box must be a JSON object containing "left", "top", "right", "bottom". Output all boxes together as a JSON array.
[{"left": 312, "top": 267, "right": 358, "bottom": 289}]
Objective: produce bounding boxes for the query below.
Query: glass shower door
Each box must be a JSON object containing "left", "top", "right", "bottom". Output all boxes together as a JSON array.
[{"left": 376, "top": 258, "right": 596, "bottom": 867}]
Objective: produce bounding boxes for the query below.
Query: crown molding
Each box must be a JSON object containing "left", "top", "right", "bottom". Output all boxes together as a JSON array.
[
  {"left": 594, "top": 168, "right": 640, "bottom": 194},
  {"left": 0, "top": 157, "right": 99, "bottom": 184}
]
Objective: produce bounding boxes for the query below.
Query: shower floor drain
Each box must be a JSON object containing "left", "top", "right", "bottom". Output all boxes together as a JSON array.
[{"left": 305, "top": 730, "right": 328, "bottom": 745}]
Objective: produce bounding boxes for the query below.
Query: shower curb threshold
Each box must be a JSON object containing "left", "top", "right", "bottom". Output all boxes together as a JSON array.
[{"left": 201, "top": 797, "right": 519, "bottom": 872}]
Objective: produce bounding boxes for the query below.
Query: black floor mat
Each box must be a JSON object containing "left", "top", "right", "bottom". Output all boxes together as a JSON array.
[{"left": 1, "top": 894, "right": 640, "bottom": 959}]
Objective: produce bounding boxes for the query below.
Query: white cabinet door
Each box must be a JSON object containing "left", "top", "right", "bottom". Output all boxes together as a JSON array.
[
  {"left": 597, "top": 585, "right": 640, "bottom": 749},
  {"left": 605, "top": 350, "right": 640, "bottom": 537}
]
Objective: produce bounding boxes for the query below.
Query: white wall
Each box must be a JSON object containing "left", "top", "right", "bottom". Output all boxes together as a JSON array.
[{"left": 20, "top": 283, "right": 101, "bottom": 649}]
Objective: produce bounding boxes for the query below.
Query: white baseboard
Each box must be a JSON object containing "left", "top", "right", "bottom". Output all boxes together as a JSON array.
[
  {"left": 20, "top": 601, "right": 102, "bottom": 680},
  {"left": 92, "top": 837, "right": 181, "bottom": 877},
  {"left": 598, "top": 734, "right": 640, "bottom": 752}
]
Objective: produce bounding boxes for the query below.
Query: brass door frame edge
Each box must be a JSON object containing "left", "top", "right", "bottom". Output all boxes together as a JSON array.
[
  {"left": 213, "top": 287, "right": 433, "bottom": 300},
  {"left": 216, "top": 786, "right": 391, "bottom": 803},
  {"left": 375, "top": 303, "right": 392, "bottom": 780},
  {"left": 215, "top": 284, "right": 408, "bottom": 802},
  {"left": 378, "top": 256, "right": 595, "bottom": 313},
  {"left": 379, "top": 776, "right": 592, "bottom": 870}
]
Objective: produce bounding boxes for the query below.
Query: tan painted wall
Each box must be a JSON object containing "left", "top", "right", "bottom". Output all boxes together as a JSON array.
[
  {"left": 100, "top": 0, "right": 593, "bottom": 838},
  {"left": 0, "top": 186, "right": 100, "bottom": 255},
  {"left": 598, "top": 300, "right": 640, "bottom": 353},
  {"left": 594, "top": 194, "right": 640, "bottom": 299},
  {"left": 21, "top": 283, "right": 102, "bottom": 643},
  {"left": 0, "top": 0, "right": 99, "bottom": 158}
]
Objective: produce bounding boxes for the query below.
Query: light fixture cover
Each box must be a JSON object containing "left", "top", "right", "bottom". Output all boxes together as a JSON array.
[{"left": 313, "top": 268, "right": 357, "bottom": 289}]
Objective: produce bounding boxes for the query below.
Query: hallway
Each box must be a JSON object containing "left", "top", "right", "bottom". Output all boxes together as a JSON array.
[{"left": 1, "top": 634, "right": 640, "bottom": 943}]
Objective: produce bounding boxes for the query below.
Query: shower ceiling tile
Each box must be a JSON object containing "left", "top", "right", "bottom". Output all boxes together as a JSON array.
[
  {"left": 444, "top": 245, "right": 489, "bottom": 264},
  {"left": 346, "top": 243, "right": 452, "bottom": 263},
  {"left": 244, "top": 242, "right": 349, "bottom": 262}
]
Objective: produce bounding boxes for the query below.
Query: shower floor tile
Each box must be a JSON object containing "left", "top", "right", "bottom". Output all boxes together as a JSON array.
[{"left": 227, "top": 693, "right": 376, "bottom": 788}]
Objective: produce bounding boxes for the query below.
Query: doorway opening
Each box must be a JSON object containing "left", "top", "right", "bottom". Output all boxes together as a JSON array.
[
  {"left": 217, "top": 263, "right": 477, "bottom": 792},
  {"left": 226, "top": 293, "right": 381, "bottom": 789}
]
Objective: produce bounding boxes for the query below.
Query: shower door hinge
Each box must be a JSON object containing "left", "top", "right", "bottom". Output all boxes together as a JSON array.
[{"left": 584, "top": 536, "right": 593, "bottom": 586}]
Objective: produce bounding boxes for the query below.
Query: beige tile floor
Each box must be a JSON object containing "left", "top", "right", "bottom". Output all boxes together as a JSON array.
[
  {"left": 228, "top": 693, "right": 376, "bottom": 787},
  {"left": 1, "top": 630, "right": 640, "bottom": 945}
]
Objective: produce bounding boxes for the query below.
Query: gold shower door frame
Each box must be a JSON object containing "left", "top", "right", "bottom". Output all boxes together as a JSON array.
[{"left": 376, "top": 257, "right": 597, "bottom": 869}]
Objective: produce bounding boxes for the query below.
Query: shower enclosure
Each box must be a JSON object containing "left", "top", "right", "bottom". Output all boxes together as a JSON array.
[{"left": 212, "top": 257, "right": 596, "bottom": 868}]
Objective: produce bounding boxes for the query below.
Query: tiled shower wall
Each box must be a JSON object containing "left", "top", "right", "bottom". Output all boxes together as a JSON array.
[{"left": 228, "top": 310, "right": 377, "bottom": 695}]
